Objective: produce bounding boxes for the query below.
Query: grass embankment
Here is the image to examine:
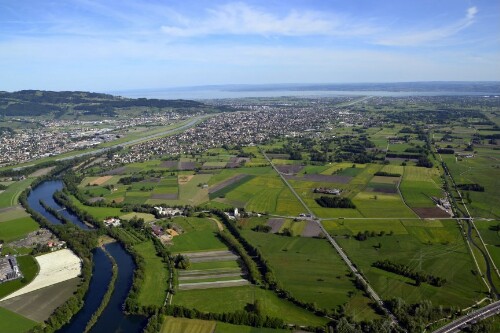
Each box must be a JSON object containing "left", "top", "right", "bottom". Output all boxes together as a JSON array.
[{"left": 134, "top": 241, "right": 169, "bottom": 307}]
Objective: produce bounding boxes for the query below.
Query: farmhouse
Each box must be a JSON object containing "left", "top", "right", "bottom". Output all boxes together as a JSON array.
[
  {"left": 314, "top": 187, "right": 341, "bottom": 195},
  {"left": 154, "top": 206, "right": 183, "bottom": 217},
  {"left": 103, "top": 217, "right": 121, "bottom": 227}
]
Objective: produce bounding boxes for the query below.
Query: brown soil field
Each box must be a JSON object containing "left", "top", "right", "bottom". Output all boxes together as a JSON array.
[
  {"left": 0, "top": 278, "right": 80, "bottom": 322},
  {"left": 226, "top": 157, "right": 250, "bottom": 168},
  {"left": 112, "top": 197, "right": 125, "bottom": 203},
  {"left": 89, "top": 175, "right": 113, "bottom": 185},
  {"left": 161, "top": 160, "right": 179, "bottom": 168},
  {"left": 103, "top": 166, "right": 128, "bottom": 175},
  {"left": 371, "top": 176, "right": 400, "bottom": 184},
  {"left": 151, "top": 193, "right": 178, "bottom": 200},
  {"left": 300, "top": 174, "right": 352, "bottom": 184},
  {"left": 178, "top": 175, "right": 194, "bottom": 185},
  {"left": 275, "top": 164, "right": 304, "bottom": 175},
  {"left": 413, "top": 207, "right": 451, "bottom": 218},
  {"left": 179, "top": 162, "right": 196, "bottom": 170},
  {"left": 29, "top": 166, "right": 56, "bottom": 178},
  {"left": 301, "top": 221, "right": 323, "bottom": 237},
  {"left": 209, "top": 174, "right": 247, "bottom": 194},
  {"left": 266, "top": 218, "right": 285, "bottom": 233}
]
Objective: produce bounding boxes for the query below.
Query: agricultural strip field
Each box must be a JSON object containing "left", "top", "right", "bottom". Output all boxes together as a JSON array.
[
  {"left": 0, "top": 277, "right": 80, "bottom": 322},
  {"left": 133, "top": 241, "right": 169, "bottom": 307},
  {"left": 2, "top": 249, "right": 81, "bottom": 301},
  {"left": 160, "top": 316, "right": 215, "bottom": 333},
  {"left": 217, "top": 175, "right": 304, "bottom": 216},
  {"left": 0, "top": 306, "right": 37, "bottom": 333},
  {"left": 332, "top": 219, "right": 488, "bottom": 308},
  {"left": 400, "top": 166, "right": 443, "bottom": 209},
  {"left": 208, "top": 174, "right": 253, "bottom": 199},
  {"left": 0, "top": 205, "right": 29, "bottom": 222},
  {"left": 160, "top": 316, "right": 289, "bottom": 333}
]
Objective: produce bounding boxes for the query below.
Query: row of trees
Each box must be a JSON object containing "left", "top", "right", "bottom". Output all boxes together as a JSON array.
[
  {"left": 315, "top": 196, "right": 356, "bottom": 209},
  {"left": 373, "top": 260, "right": 446, "bottom": 287}
]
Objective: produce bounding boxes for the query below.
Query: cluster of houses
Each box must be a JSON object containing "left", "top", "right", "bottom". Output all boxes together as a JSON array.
[
  {"left": 313, "top": 187, "right": 341, "bottom": 195},
  {"left": 103, "top": 98, "right": 365, "bottom": 166},
  {"left": 0, "top": 255, "right": 22, "bottom": 283},
  {"left": 47, "top": 240, "right": 67, "bottom": 251}
]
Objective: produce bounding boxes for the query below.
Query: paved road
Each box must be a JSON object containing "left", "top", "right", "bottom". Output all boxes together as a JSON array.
[
  {"left": 432, "top": 300, "right": 500, "bottom": 333},
  {"left": 262, "top": 149, "right": 399, "bottom": 324},
  {"left": 56, "top": 116, "right": 204, "bottom": 162}
]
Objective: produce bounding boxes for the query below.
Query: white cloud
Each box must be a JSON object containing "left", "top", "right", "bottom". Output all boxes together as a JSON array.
[
  {"left": 375, "top": 6, "right": 478, "bottom": 46},
  {"left": 160, "top": 2, "right": 376, "bottom": 37}
]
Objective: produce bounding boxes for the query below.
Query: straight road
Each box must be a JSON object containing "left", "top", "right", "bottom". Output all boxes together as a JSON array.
[
  {"left": 56, "top": 116, "right": 205, "bottom": 162},
  {"left": 262, "top": 149, "right": 399, "bottom": 325},
  {"left": 432, "top": 300, "right": 500, "bottom": 333}
]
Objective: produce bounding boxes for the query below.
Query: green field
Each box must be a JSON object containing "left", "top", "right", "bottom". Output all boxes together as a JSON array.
[
  {"left": 173, "top": 285, "right": 328, "bottom": 327},
  {"left": 0, "top": 179, "right": 35, "bottom": 208},
  {"left": 0, "top": 307, "right": 37, "bottom": 333},
  {"left": 0, "top": 255, "right": 39, "bottom": 299},
  {"left": 161, "top": 316, "right": 216, "bottom": 333},
  {"left": 0, "top": 217, "right": 39, "bottom": 242},
  {"left": 239, "top": 229, "right": 373, "bottom": 317},
  {"left": 134, "top": 241, "right": 169, "bottom": 307},
  {"left": 334, "top": 219, "right": 487, "bottom": 308},
  {"left": 166, "top": 217, "right": 227, "bottom": 253},
  {"left": 215, "top": 322, "right": 288, "bottom": 333}
]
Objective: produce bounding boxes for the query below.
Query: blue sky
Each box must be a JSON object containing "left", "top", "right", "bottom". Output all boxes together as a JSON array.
[{"left": 1, "top": 0, "right": 499, "bottom": 91}]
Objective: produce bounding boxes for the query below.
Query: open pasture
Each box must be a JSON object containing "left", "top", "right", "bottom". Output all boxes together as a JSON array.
[
  {"left": 173, "top": 285, "right": 328, "bottom": 327},
  {"left": 160, "top": 316, "right": 216, "bottom": 333},
  {"left": 333, "top": 219, "right": 487, "bottom": 308},
  {"left": 166, "top": 217, "right": 227, "bottom": 253},
  {"left": 0, "top": 216, "right": 39, "bottom": 243},
  {"left": 240, "top": 230, "right": 362, "bottom": 311},
  {"left": 0, "top": 178, "right": 35, "bottom": 208},
  {"left": 0, "top": 306, "right": 37, "bottom": 333}
]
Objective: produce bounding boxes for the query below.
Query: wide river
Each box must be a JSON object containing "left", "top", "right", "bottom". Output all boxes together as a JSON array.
[{"left": 27, "top": 180, "right": 146, "bottom": 333}]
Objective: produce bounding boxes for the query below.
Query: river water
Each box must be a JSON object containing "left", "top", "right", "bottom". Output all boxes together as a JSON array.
[{"left": 27, "top": 180, "right": 146, "bottom": 333}]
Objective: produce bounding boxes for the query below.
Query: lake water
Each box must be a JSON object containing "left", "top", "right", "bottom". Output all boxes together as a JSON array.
[{"left": 111, "top": 88, "right": 498, "bottom": 100}]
